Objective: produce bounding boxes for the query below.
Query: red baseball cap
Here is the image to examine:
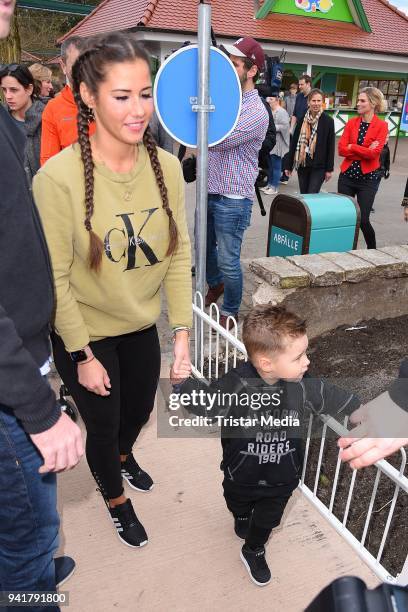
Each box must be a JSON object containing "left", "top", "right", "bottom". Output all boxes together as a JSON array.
[{"left": 223, "top": 37, "right": 265, "bottom": 71}]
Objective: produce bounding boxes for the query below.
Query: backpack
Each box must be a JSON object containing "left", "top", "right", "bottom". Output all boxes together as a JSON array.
[
  {"left": 256, "top": 98, "right": 276, "bottom": 188},
  {"left": 380, "top": 143, "right": 390, "bottom": 179}
]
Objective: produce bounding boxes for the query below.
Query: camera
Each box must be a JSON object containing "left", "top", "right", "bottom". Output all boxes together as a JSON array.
[{"left": 305, "top": 576, "right": 408, "bottom": 612}]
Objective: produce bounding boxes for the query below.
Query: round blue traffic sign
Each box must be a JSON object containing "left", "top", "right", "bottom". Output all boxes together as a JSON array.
[{"left": 154, "top": 45, "right": 242, "bottom": 148}]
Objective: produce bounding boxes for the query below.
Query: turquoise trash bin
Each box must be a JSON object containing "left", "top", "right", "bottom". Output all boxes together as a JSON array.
[{"left": 266, "top": 193, "right": 360, "bottom": 257}]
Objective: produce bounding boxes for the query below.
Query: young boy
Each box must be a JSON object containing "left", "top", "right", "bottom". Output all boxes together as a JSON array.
[{"left": 171, "top": 305, "right": 360, "bottom": 587}]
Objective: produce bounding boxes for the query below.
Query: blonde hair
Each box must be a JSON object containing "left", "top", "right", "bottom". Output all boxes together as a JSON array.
[
  {"left": 359, "top": 87, "right": 386, "bottom": 113},
  {"left": 28, "top": 63, "right": 52, "bottom": 82}
]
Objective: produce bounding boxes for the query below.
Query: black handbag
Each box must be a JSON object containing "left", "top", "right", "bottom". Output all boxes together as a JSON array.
[{"left": 182, "top": 155, "right": 197, "bottom": 183}]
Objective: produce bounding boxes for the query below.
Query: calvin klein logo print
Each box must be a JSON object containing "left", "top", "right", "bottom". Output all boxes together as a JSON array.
[{"left": 104, "top": 208, "right": 161, "bottom": 270}]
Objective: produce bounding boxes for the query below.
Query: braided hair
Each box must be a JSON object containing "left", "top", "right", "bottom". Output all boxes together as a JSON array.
[
  {"left": 143, "top": 126, "right": 178, "bottom": 255},
  {"left": 71, "top": 32, "right": 178, "bottom": 271}
]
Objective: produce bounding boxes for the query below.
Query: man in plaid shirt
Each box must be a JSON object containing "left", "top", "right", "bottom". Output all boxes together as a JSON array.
[{"left": 206, "top": 37, "right": 269, "bottom": 329}]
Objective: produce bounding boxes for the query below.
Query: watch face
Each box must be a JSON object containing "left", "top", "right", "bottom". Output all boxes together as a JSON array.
[{"left": 70, "top": 349, "right": 88, "bottom": 363}]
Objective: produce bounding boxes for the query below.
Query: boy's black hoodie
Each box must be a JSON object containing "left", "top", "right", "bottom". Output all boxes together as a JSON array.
[
  {"left": 179, "top": 361, "right": 360, "bottom": 488},
  {"left": 0, "top": 106, "right": 60, "bottom": 433}
]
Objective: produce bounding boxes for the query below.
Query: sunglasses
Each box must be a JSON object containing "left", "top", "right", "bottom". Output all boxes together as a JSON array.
[{"left": 0, "top": 63, "right": 19, "bottom": 76}]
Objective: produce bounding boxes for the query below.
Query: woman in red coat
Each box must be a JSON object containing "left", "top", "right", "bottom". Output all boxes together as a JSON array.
[{"left": 338, "top": 87, "right": 388, "bottom": 249}]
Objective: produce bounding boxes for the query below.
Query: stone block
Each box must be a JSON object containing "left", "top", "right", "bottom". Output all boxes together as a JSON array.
[
  {"left": 252, "top": 282, "right": 296, "bottom": 307},
  {"left": 350, "top": 249, "right": 404, "bottom": 278},
  {"left": 377, "top": 246, "right": 408, "bottom": 274},
  {"left": 249, "top": 257, "right": 310, "bottom": 289},
  {"left": 253, "top": 277, "right": 408, "bottom": 339},
  {"left": 287, "top": 254, "right": 344, "bottom": 287},
  {"left": 320, "top": 251, "right": 376, "bottom": 283}
]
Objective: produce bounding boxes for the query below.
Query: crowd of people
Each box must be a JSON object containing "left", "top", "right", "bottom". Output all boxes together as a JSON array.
[{"left": 0, "top": 0, "right": 407, "bottom": 603}]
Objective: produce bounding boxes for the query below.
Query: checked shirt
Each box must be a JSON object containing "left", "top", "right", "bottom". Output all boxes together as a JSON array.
[{"left": 208, "top": 89, "right": 269, "bottom": 201}]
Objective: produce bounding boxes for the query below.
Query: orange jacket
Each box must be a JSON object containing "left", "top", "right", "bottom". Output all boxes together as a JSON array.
[
  {"left": 338, "top": 114, "right": 388, "bottom": 175},
  {"left": 40, "top": 85, "right": 95, "bottom": 166}
]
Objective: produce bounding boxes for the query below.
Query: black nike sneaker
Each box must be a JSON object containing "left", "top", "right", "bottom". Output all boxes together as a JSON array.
[
  {"left": 109, "top": 499, "right": 148, "bottom": 548},
  {"left": 240, "top": 544, "right": 271, "bottom": 586},
  {"left": 121, "top": 454, "right": 154, "bottom": 492}
]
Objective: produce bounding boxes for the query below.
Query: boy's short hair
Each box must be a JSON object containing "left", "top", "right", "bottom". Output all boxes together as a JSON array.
[{"left": 242, "top": 305, "right": 307, "bottom": 360}]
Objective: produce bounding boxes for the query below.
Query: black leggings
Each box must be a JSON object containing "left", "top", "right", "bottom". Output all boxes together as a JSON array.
[
  {"left": 297, "top": 167, "right": 326, "bottom": 194},
  {"left": 338, "top": 174, "right": 380, "bottom": 249},
  {"left": 52, "top": 327, "right": 161, "bottom": 499}
]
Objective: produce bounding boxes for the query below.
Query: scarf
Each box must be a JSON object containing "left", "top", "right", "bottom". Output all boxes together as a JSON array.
[{"left": 294, "top": 109, "right": 322, "bottom": 169}]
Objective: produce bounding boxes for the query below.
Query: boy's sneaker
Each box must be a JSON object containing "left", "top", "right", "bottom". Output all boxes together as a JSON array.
[
  {"left": 109, "top": 499, "right": 148, "bottom": 548},
  {"left": 234, "top": 515, "right": 250, "bottom": 540},
  {"left": 121, "top": 454, "right": 154, "bottom": 492},
  {"left": 55, "top": 556, "right": 75, "bottom": 588},
  {"left": 240, "top": 544, "right": 271, "bottom": 587}
]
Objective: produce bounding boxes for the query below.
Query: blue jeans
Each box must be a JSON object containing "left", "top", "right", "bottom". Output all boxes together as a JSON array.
[
  {"left": 267, "top": 154, "right": 282, "bottom": 188},
  {"left": 206, "top": 195, "right": 252, "bottom": 316},
  {"left": 0, "top": 405, "right": 59, "bottom": 610}
]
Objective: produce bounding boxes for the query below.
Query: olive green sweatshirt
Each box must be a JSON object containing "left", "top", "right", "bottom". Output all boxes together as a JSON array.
[{"left": 33, "top": 143, "right": 192, "bottom": 352}]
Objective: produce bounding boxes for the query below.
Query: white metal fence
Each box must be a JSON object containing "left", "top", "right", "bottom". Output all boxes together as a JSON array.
[{"left": 192, "top": 291, "right": 408, "bottom": 585}]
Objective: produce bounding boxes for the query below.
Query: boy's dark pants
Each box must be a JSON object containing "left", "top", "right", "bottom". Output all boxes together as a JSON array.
[{"left": 223, "top": 479, "right": 298, "bottom": 548}]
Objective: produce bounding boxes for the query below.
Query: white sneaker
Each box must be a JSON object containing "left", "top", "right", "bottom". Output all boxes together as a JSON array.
[{"left": 261, "top": 186, "right": 278, "bottom": 195}]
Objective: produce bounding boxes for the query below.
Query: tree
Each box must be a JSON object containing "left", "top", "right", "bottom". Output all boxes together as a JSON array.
[
  {"left": 0, "top": 7, "right": 21, "bottom": 64},
  {"left": 16, "top": 2, "right": 102, "bottom": 59},
  {"left": 18, "top": 9, "right": 79, "bottom": 56}
]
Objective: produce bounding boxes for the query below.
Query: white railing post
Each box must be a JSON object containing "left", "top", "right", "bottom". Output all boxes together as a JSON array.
[{"left": 191, "top": 294, "right": 408, "bottom": 584}]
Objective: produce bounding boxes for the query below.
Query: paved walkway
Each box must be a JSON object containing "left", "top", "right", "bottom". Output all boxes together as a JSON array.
[
  {"left": 54, "top": 137, "right": 408, "bottom": 610},
  {"left": 54, "top": 350, "right": 378, "bottom": 611},
  {"left": 57, "top": 406, "right": 377, "bottom": 612}
]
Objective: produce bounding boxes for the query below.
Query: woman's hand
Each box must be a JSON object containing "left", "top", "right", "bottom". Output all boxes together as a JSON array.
[
  {"left": 325, "top": 171, "right": 333, "bottom": 182},
  {"left": 78, "top": 357, "right": 111, "bottom": 396},
  {"left": 284, "top": 169, "right": 292, "bottom": 177},
  {"left": 170, "top": 330, "right": 191, "bottom": 385},
  {"left": 369, "top": 140, "right": 379, "bottom": 150},
  {"left": 404, "top": 206, "right": 408, "bottom": 223}
]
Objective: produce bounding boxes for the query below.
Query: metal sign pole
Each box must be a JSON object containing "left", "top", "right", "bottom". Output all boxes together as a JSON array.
[{"left": 195, "top": 1, "right": 211, "bottom": 302}]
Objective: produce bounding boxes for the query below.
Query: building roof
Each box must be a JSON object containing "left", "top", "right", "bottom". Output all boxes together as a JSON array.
[
  {"left": 21, "top": 49, "right": 42, "bottom": 62},
  {"left": 45, "top": 54, "right": 62, "bottom": 66},
  {"left": 59, "top": 0, "right": 408, "bottom": 56}
]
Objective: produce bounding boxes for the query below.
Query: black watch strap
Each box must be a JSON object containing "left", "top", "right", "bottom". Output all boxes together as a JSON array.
[{"left": 69, "top": 349, "right": 88, "bottom": 363}]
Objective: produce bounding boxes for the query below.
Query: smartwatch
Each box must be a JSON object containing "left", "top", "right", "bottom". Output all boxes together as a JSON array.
[{"left": 69, "top": 349, "right": 88, "bottom": 363}]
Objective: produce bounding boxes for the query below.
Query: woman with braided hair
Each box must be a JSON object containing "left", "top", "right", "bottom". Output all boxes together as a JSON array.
[{"left": 33, "top": 31, "right": 192, "bottom": 548}]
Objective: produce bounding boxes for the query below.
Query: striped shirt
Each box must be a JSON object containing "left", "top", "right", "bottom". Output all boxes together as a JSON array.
[{"left": 208, "top": 89, "right": 269, "bottom": 200}]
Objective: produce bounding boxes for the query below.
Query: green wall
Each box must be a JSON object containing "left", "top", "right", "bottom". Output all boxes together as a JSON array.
[
  {"left": 271, "top": 0, "right": 353, "bottom": 22},
  {"left": 320, "top": 73, "right": 337, "bottom": 93}
]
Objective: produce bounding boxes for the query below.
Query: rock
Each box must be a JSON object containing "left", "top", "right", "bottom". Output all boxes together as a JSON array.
[
  {"left": 320, "top": 251, "right": 376, "bottom": 283},
  {"left": 249, "top": 257, "right": 310, "bottom": 289},
  {"left": 252, "top": 282, "right": 296, "bottom": 307},
  {"left": 350, "top": 249, "right": 404, "bottom": 278},
  {"left": 377, "top": 245, "right": 408, "bottom": 274},
  {"left": 287, "top": 254, "right": 344, "bottom": 286}
]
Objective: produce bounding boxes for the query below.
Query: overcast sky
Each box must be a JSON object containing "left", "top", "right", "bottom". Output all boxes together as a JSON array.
[{"left": 389, "top": 0, "right": 408, "bottom": 14}]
